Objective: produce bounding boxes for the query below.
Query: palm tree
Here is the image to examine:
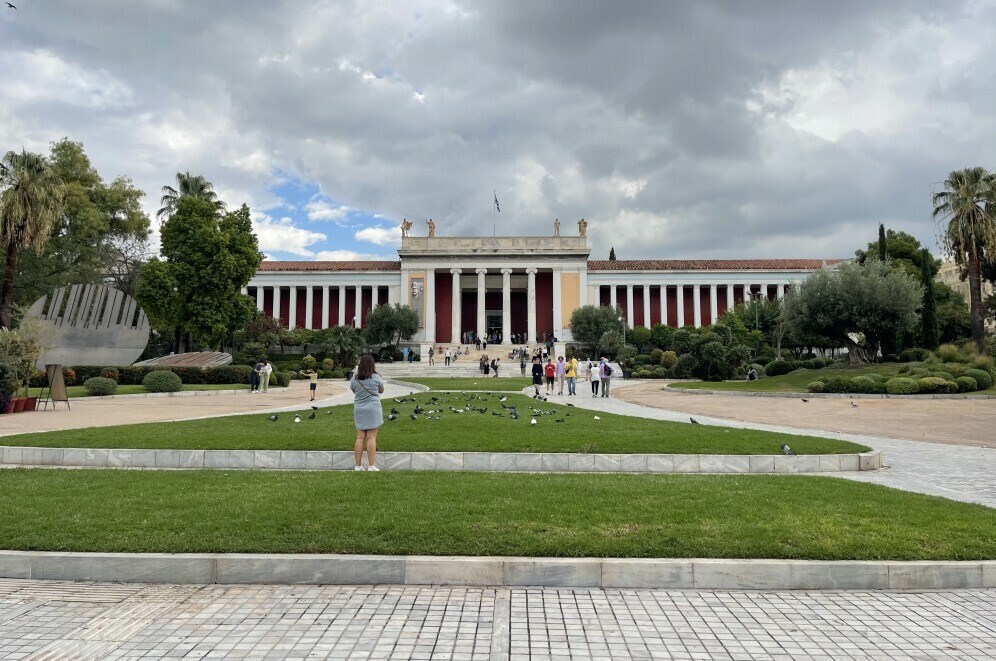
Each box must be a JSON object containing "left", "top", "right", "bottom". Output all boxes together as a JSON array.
[
  {"left": 0, "top": 150, "right": 65, "bottom": 328},
  {"left": 931, "top": 167, "right": 996, "bottom": 352},
  {"left": 156, "top": 171, "right": 226, "bottom": 223}
]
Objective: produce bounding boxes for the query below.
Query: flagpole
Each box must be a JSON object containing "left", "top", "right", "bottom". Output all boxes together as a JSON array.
[{"left": 493, "top": 189, "right": 496, "bottom": 237}]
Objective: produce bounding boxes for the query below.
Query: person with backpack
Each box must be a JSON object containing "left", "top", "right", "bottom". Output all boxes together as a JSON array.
[
  {"left": 600, "top": 357, "right": 613, "bottom": 397},
  {"left": 491, "top": 357, "right": 500, "bottom": 378}
]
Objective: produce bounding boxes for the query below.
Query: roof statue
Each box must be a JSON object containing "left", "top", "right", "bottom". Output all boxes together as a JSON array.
[
  {"left": 425, "top": 218, "right": 436, "bottom": 238},
  {"left": 578, "top": 218, "right": 587, "bottom": 237},
  {"left": 25, "top": 284, "right": 149, "bottom": 368},
  {"left": 553, "top": 218, "right": 560, "bottom": 236},
  {"left": 400, "top": 218, "right": 413, "bottom": 237}
]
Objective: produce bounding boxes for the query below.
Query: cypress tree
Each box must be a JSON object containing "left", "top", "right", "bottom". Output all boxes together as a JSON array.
[
  {"left": 609, "top": 247, "right": 617, "bottom": 261},
  {"left": 920, "top": 247, "right": 939, "bottom": 349},
  {"left": 878, "top": 223, "right": 887, "bottom": 261}
]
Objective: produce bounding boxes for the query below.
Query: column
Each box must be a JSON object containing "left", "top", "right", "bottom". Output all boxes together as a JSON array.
[
  {"left": 760, "top": 284, "right": 769, "bottom": 301},
  {"left": 625, "top": 284, "right": 634, "bottom": 328},
  {"left": 527, "top": 268, "right": 538, "bottom": 344},
  {"left": 609, "top": 285, "right": 617, "bottom": 310},
  {"left": 476, "top": 268, "right": 487, "bottom": 342},
  {"left": 743, "top": 284, "right": 752, "bottom": 305},
  {"left": 676, "top": 286, "right": 685, "bottom": 328},
  {"left": 305, "top": 286, "right": 314, "bottom": 330},
  {"left": 451, "top": 269, "right": 462, "bottom": 344},
  {"left": 501, "top": 268, "right": 512, "bottom": 344},
  {"left": 322, "top": 286, "right": 331, "bottom": 329},
  {"left": 660, "top": 285, "right": 668, "bottom": 326},
  {"left": 337, "top": 285, "right": 346, "bottom": 328},
  {"left": 693, "top": 284, "right": 702, "bottom": 328},
  {"left": 354, "top": 285, "right": 363, "bottom": 328},
  {"left": 424, "top": 270, "right": 436, "bottom": 342},
  {"left": 777, "top": 283, "right": 785, "bottom": 299},
  {"left": 726, "top": 284, "right": 734, "bottom": 311},
  {"left": 288, "top": 286, "right": 298, "bottom": 329},
  {"left": 642, "top": 286, "right": 651, "bottom": 329},
  {"left": 273, "top": 286, "right": 282, "bottom": 326},
  {"left": 387, "top": 285, "right": 398, "bottom": 307},
  {"left": 255, "top": 286, "right": 264, "bottom": 312},
  {"left": 578, "top": 269, "right": 588, "bottom": 306},
  {"left": 709, "top": 284, "right": 718, "bottom": 324},
  {"left": 552, "top": 269, "right": 562, "bottom": 337}
]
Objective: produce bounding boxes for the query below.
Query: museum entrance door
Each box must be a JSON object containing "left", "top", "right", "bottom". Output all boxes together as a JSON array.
[{"left": 486, "top": 313, "right": 503, "bottom": 343}]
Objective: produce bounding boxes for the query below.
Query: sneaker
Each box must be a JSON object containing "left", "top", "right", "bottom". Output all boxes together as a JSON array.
[
  {"left": 367, "top": 466, "right": 380, "bottom": 472},
  {"left": 354, "top": 466, "right": 364, "bottom": 471}
]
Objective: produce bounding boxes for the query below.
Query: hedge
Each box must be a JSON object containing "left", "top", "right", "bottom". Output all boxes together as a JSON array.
[
  {"left": 30, "top": 364, "right": 255, "bottom": 388},
  {"left": 763, "top": 360, "right": 795, "bottom": 377},
  {"left": 83, "top": 377, "right": 117, "bottom": 396},
  {"left": 955, "top": 376, "right": 978, "bottom": 393},
  {"left": 964, "top": 369, "right": 992, "bottom": 390},
  {"left": 916, "top": 377, "right": 957, "bottom": 394},
  {"left": 143, "top": 370, "right": 183, "bottom": 393}
]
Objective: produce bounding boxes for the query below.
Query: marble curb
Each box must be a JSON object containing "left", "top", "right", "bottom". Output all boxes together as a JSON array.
[
  {"left": 0, "top": 551, "right": 990, "bottom": 589},
  {"left": 383, "top": 379, "right": 430, "bottom": 392},
  {"left": 664, "top": 385, "right": 996, "bottom": 400},
  {"left": 0, "top": 447, "right": 882, "bottom": 473},
  {"left": 68, "top": 387, "right": 290, "bottom": 401}
]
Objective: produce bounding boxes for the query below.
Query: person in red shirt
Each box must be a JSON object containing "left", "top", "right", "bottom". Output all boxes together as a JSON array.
[{"left": 544, "top": 359, "right": 556, "bottom": 394}]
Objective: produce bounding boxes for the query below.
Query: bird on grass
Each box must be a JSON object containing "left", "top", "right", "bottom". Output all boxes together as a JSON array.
[
  {"left": 326, "top": 409, "right": 334, "bottom": 415},
  {"left": 267, "top": 414, "right": 279, "bottom": 422},
  {"left": 530, "top": 418, "right": 537, "bottom": 425},
  {"left": 294, "top": 415, "right": 301, "bottom": 423},
  {"left": 390, "top": 408, "right": 399, "bottom": 415},
  {"left": 307, "top": 411, "right": 316, "bottom": 420},
  {"left": 499, "top": 396, "right": 507, "bottom": 402},
  {"left": 593, "top": 416, "right": 600, "bottom": 420},
  {"left": 566, "top": 403, "right": 575, "bottom": 407},
  {"left": 311, "top": 405, "right": 319, "bottom": 410},
  {"left": 387, "top": 414, "right": 397, "bottom": 421},
  {"left": 690, "top": 417, "right": 700, "bottom": 424},
  {"left": 410, "top": 414, "right": 418, "bottom": 421},
  {"left": 781, "top": 443, "right": 795, "bottom": 456},
  {"left": 492, "top": 412, "right": 504, "bottom": 417},
  {"left": 555, "top": 418, "right": 565, "bottom": 423}
]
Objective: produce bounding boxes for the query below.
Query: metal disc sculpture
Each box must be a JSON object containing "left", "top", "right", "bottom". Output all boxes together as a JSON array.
[{"left": 26, "top": 284, "right": 149, "bottom": 368}]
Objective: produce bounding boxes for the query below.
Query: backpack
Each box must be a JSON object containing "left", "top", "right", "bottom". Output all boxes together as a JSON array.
[{"left": 603, "top": 364, "right": 613, "bottom": 377}]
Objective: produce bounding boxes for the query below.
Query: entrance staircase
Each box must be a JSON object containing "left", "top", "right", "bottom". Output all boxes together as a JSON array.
[{"left": 376, "top": 345, "right": 544, "bottom": 380}]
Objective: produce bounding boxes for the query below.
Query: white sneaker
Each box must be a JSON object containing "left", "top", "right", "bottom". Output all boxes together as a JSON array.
[
  {"left": 354, "top": 466, "right": 364, "bottom": 471},
  {"left": 367, "top": 466, "right": 380, "bottom": 472}
]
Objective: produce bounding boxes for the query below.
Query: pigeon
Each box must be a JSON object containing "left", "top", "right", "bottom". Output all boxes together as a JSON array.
[
  {"left": 850, "top": 401, "right": 859, "bottom": 408},
  {"left": 690, "top": 417, "right": 700, "bottom": 424},
  {"left": 499, "top": 396, "right": 507, "bottom": 402},
  {"left": 387, "top": 414, "right": 397, "bottom": 421},
  {"left": 294, "top": 415, "right": 301, "bottom": 423},
  {"left": 801, "top": 399, "right": 809, "bottom": 403},
  {"left": 327, "top": 409, "right": 334, "bottom": 415},
  {"left": 566, "top": 403, "right": 575, "bottom": 407},
  {"left": 390, "top": 408, "right": 399, "bottom": 415},
  {"left": 555, "top": 418, "right": 565, "bottom": 423},
  {"left": 267, "top": 414, "right": 279, "bottom": 422},
  {"left": 781, "top": 443, "right": 795, "bottom": 456},
  {"left": 410, "top": 414, "right": 418, "bottom": 421},
  {"left": 593, "top": 416, "right": 600, "bottom": 420},
  {"left": 478, "top": 407, "right": 487, "bottom": 414},
  {"left": 530, "top": 418, "right": 537, "bottom": 425},
  {"left": 414, "top": 405, "right": 424, "bottom": 414},
  {"left": 307, "top": 411, "right": 316, "bottom": 420},
  {"left": 311, "top": 405, "right": 319, "bottom": 410},
  {"left": 492, "top": 412, "right": 505, "bottom": 417}
]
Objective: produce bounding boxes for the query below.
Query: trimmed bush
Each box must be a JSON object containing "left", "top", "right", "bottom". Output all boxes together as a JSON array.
[
  {"left": 806, "top": 381, "right": 826, "bottom": 393},
  {"left": 930, "top": 372, "right": 955, "bottom": 382},
  {"left": 301, "top": 354, "right": 317, "bottom": 370},
  {"left": 650, "top": 349, "right": 664, "bottom": 365},
  {"left": 811, "top": 358, "right": 827, "bottom": 369},
  {"left": 821, "top": 377, "right": 852, "bottom": 393},
  {"left": 865, "top": 373, "right": 886, "bottom": 382},
  {"left": 909, "top": 368, "right": 931, "bottom": 377},
  {"left": 322, "top": 358, "right": 334, "bottom": 370},
  {"left": 99, "top": 367, "right": 120, "bottom": 382},
  {"left": 142, "top": 370, "right": 183, "bottom": 393},
  {"left": 660, "top": 351, "right": 677, "bottom": 369},
  {"left": 83, "top": 377, "right": 117, "bottom": 396},
  {"left": 672, "top": 354, "right": 699, "bottom": 378},
  {"left": 847, "top": 376, "right": 883, "bottom": 394},
  {"left": 898, "top": 348, "right": 928, "bottom": 362},
  {"left": 653, "top": 366, "right": 667, "bottom": 379},
  {"left": 916, "top": 377, "right": 955, "bottom": 394},
  {"left": 332, "top": 368, "right": 346, "bottom": 379},
  {"left": 964, "top": 369, "right": 992, "bottom": 390},
  {"left": 273, "top": 371, "right": 293, "bottom": 388},
  {"left": 763, "top": 360, "right": 795, "bottom": 377},
  {"left": 955, "top": 376, "right": 978, "bottom": 393},
  {"left": 885, "top": 377, "right": 920, "bottom": 395},
  {"left": 634, "top": 354, "right": 652, "bottom": 366}
]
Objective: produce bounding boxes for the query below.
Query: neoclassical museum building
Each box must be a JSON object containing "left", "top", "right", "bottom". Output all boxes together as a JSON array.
[{"left": 246, "top": 233, "right": 840, "bottom": 345}]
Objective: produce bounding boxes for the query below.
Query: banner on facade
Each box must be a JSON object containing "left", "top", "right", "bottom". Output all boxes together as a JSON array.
[{"left": 409, "top": 275, "right": 425, "bottom": 328}]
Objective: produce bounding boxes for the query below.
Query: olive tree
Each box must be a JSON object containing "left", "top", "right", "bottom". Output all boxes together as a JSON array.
[
  {"left": 364, "top": 304, "right": 419, "bottom": 348},
  {"left": 782, "top": 260, "right": 922, "bottom": 366},
  {"left": 569, "top": 305, "right": 623, "bottom": 357}
]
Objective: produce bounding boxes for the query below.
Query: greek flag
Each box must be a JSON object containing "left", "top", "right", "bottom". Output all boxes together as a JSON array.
[{"left": 494, "top": 192, "right": 500, "bottom": 213}]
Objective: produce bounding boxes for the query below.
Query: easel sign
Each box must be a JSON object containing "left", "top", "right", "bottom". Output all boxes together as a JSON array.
[{"left": 40, "top": 364, "right": 70, "bottom": 411}]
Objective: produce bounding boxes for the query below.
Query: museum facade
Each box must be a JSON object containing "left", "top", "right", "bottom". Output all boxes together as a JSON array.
[{"left": 246, "top": 235, "right": 841, "bottom": 344}]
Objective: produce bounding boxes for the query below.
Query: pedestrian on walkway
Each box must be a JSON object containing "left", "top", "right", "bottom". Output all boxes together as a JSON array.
[
  {"left": 259, "top": 359, "right": 272, "bottom": 393},
  {"left": 491, "top": 357, "right": 500, "bottom": 377},
  {"left": 531, "top": 356, "right": 543, "bottom": 397},
  {"left": 250, "top": 359, "right": 261, "bottom": 392},
  {"left": 565, "top": 355, "right": 578, "bottom": 395},
  {"left": 350, "top": 354, "right": 384, "bottom": 471},
  {"left": 555, "top": 356, "right": 566, "bottom": 395},
  {"left": 428, "top": 346, "right": 435, "bottom": 365},
  {"left": 306, "top": 368, "right": 318, "bottom": 401},
  {"left": 544, "top": 359, "right": 556, "bottom": 394},
  {"left": 588, "top": 359, "right": 600, "bottom": 397},
  {"left": 445, "top": 347, "right": 451, "bottom": 366},
  {"left": 600, "top": 357, "right": 613, "bottom": 397},
  {"left": 520, "top": 353, "right": 527, "bottom": 376}
]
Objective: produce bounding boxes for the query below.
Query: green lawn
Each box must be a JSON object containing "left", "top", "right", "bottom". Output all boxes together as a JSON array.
[
  {"left": 399, "top": 377, "right": 533, "bottom": 391},
  {"left": 668, "top": 365, "right": 996, "bottom": 393},
  {"left": 27, "top": 383, "right": 250, "bottom": 399},
  {"left": 1, "top": 469, "right": 993, "bottom": 559},
  {"left": 0, "top": 393, "right": 866, "bottom": 454}
]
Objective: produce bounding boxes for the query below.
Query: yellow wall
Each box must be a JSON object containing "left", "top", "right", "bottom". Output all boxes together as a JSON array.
[{"left": 561, "top": 272, "right": 580, "bottom": 329}]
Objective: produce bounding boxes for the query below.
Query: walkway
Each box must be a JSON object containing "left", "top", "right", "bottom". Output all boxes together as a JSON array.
[{"left": 1, "top": 580, "right": 993, "bottom": 660}]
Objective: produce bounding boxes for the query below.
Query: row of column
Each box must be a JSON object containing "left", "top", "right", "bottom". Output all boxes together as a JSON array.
[
  {"left": 444, "top": 268, "right": 538, "bottom": 346},
  {"left": 607, "top": 282, "right": 787, "bottom": 329},
  {"left": 253, "top": 285, "right": 396, "bottom": 330}
]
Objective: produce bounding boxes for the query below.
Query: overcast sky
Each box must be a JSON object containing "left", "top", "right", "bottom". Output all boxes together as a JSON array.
[{"left": 3, "top": 1, "right": 995, "bottom": 262}]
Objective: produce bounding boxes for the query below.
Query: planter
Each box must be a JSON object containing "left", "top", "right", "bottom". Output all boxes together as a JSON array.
[
  {"left": 24, "top": 396, "right": 37, "bottom": 412},
  {"left": 11, "top": 398, "right": 26, "bottom": 413},
  {"left": 2, "top": 398, "right": 13, "bottom": 414}
]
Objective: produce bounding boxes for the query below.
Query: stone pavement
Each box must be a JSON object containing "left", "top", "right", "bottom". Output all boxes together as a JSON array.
[
  {"left": 1, "top": 579, "right": 994, "bottom": 660},
  {"left": 542, "top": 382, "right": 996, "bottom": 509}
]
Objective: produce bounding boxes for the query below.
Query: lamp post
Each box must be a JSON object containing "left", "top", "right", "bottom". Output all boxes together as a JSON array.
[{"left": 618, "top": 314, "right": 626, "bottom": 346}]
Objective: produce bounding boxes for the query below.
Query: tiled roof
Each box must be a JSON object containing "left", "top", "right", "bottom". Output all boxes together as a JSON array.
[
  {"left": 586, "top": 259, "right": 846, "bottom": 271},
  {"left": 258, "top": 260, "right": 401, "bottom": 272}
]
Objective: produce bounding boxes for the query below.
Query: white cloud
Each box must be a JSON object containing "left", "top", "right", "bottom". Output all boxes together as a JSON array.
[
  {"left": 0, "top": 49, "right": 133, "bottom": 109},
  {"left": 305, "top": 199, "right": 351, "bottom": 222},
  {"left": 355, "top": 225, "right": 402, "bottom": 246},
  {"left": 253, "top": 214, "right": 326, "bottom": 258}
]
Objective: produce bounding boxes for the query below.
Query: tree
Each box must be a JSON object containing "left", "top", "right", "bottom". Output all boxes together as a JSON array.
[
  {"left": 608, "top": 247, "right": 617, "bottom": 261},
  {"left": 156, "top": 171, "right": 226, "bottom": 223},
  {"left": 0, "top": 150, "right": 65, "bottom": 328},
  {"left": 628, "top": 325, "right": 651, "bottom": 350},
  {"left": 323, "top": 325, "right": 366, "bottom": 367},
  {"left": 919, "top": 248, "right": 939, "bottom": 350},
  {"left": 569, "top": 305, "right": 622, "bottom": 358},
  {"left": 934, "top": 282, "right": 972, "bottom": 344},
  {"left": 782, "top": 260, "right": 923, "bottom": 365},
  {"left": 364, "top": 304, "right": 419, "bottom": 348},
  {"left": 649, "top": 323, "right": 674, "bottom": 349},
  {"left": 136, "top": 197, "right": 262, "bottom": 351},
  {"left": 878, "top": 223, "right": 887, "bottom": 261},
  {"left": 242, "top": 314, "right": 283, "bottom": 348},
  {"left": 932, "top": 166, "right": 996, "bottom": 352}
]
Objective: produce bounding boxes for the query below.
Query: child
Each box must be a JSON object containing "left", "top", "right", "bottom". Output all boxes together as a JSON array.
[{"left": 306, "top": 369, "right": 318, "bottom": 401}]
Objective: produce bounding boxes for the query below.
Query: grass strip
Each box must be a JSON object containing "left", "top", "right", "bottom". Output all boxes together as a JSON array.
[
  {"left": 0, "top": 393, "right": 867, "bottom": 454},
  {"left": 0, "top": 470, "right": 993, "bottom": 559}
]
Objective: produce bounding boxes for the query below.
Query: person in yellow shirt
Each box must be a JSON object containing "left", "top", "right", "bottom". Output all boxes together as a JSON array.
[{"left": 565, "top": 356, "right": 579, "bottom": 396}]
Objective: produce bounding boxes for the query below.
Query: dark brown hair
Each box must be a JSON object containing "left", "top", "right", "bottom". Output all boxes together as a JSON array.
[{"left": 356, "top": 354, "right": 377, "bottom": 380}]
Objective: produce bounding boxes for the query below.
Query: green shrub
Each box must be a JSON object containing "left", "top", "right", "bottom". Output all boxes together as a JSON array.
[
  {"left": 806, "top": 381, "right": 826, "bottom": 393},
  {"left": 649, "top": 349, "right": 664, "bottom": 365},
  {"left": 935, "top": 343, "right": 966, "bottom": 363},
  {"left": 882, "top": 354, "right": 898, "bottom": 363},
  {"left": 764, "top": 360, "right": 795, "bottom": 377},
  {"left": 955, "top": 376, "right": 978, "bottom": 393},
  {"left": 898, "top": 348, "right": 928, "bottom": 362},
  {"left": 661, "top": 351, "right": 678, "bottom": 369},
  {"left": 301, "top": 354, "right": 317, "bottom": 370},
  {"left": 799, "top": 359, "right": 816, "bottom": 369},
  {"left": 970, "top": 355, "right": 994, "bottom": 376},
  {"left": 634, "top": 354, "right": 652, "bottom": 366},
  {"left": 930, "top": 372, "right": 955, "bottom": 382},
  {"left": 821, "top": 377, "right": 852, "bottom": 393},
  {"left": 848, "top": 376, "right": 884, "bottom": 394},
  {"left": 273, "top": 371, "right": 293, "bottom": 387},
  {"left": 672, "top": 354, "right": 699, "bottom": 378},
  {"left": 865, "top": 373, "right": 886, "bottom": 382},
  {"left": 332, "top": 368, "right": 346, "bottom": 379},
  {"left": 83, "top": 377, "right": 118, "bottom": 396},
  {"left": 910, "top": 368, "right": 931, "bottom": 377},
  {"left": 142, "top": 370, "right": 183, "bottom": 393},
  {"left": 897, "top": 364, "right": 910, "bottom": 374},
  {"left": 319, "top": 369, "right": 336, "bottom": 379},
  {"left": 99, "top": 367, "right": 120, "bottom": 382},
  {"left": 885, "top": 377, "right": 919, "bottom": 395},
  {"left": 202, "top": 365, "right": 252, "bottom": 384},
  {"left": 964, "top": 368, "right": 992, "bottom": 390},
  {"left": 916, "top": 376, "right": 955, "bottom": 394},
  {"left": 322, "top": 357, "right": 334, "bottom": 370},
  {"left": 653, "top": 366, "right": 667, "bottom": 379},
  {"left": 939, "top": 363, "right": 967, "bottom": 377},
  {"left": 811, "top": 358, "right": 827, "bottom": 369}
]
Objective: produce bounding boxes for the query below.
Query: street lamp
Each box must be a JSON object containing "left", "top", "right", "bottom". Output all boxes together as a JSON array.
[{"left": 618, "top": 315, "right": 626, "bottom": 346}]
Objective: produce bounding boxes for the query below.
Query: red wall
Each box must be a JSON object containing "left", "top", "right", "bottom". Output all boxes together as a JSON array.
[
  {"left": 361, "top": 287, "right": 373, "bottom": 326},
  {"left": 699, "top": 287, "right": 712, "bottom": 326},
  {"left": 263, "top": 288, "right": 273, "bottom": 319},
  {"left": 328, "top": 287, "right": 340, "bottom": 326},
  {"left": 312, "top": 288, "right": 323, "bottom": 329},
  {"left": 435, "top": 272, "right": 452, "bottom": 344},
  {"left": 511, "top": 292, "right": 527, "bottom": 338},
  {"left": 616, "top": 285, "right": 627, "bottom": 320},
  {"left": 682, "top": 287, "right": 694, "bottom": 327},
  {"left": 295, "top": 288, "right": 306, "bottom": 328},
  {"left": 599, "top": 286, "right": 610, "bottom": 307},
  {"left": 649, "top": 286, "right": 661, "bottom": 327},
  {"left": 633, "top": 287, "right": 645, "bottom": 327},
  {"left": 536, "top": 272, "right": 553, "bottom": 341},
  {"left": 279, "top": 289, "right": 290, "bottom": 327},
  {"left": 460, "top": 292, "right": 476, "bottom": 340},
  {"left": 666, "top": 287, "right": 678, "bottom": 327},
  {"left": 344, "top": 287, "right": 356, "bottom": 326}
]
